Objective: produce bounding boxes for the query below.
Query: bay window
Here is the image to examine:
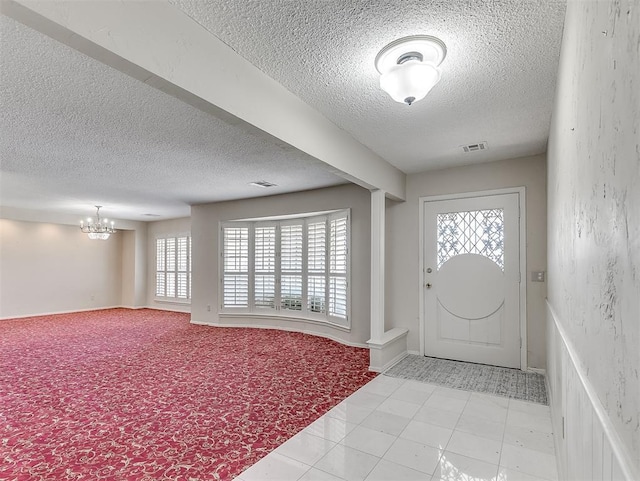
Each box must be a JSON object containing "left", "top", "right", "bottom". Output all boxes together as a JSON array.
[{"left": 221, "top": 210, "right": 350, "bottom": 327}]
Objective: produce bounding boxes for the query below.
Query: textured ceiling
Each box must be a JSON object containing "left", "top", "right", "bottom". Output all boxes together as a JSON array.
[
  {"left": 172, "top": 0, "right": 566, "bottom": 172},
  {"left": 1, "top": 1, "right": 566, "bottom": 221},
  {"left": 0, "top": 15, "right": 346, "bottom": 221}
]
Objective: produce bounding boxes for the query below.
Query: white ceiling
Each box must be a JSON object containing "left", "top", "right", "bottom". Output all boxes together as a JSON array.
[
  {"left": 171, "top": 0, "right": 566, "bottom": 172},
  {"left": 0, "top": 1, "right": 566, "bottom": 221},
  {"left": 0, "top": 15, "right": 346, "bottom": 221}
]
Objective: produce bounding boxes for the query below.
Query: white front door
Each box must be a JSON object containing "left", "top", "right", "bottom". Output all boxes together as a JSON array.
[{"left": 423, "top": 192, "right": 521, "bottom": 368}]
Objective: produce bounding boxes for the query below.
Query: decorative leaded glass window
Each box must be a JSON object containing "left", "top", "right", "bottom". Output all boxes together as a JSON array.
[{"left": 437, "top": 209, "right": 504, "bottom": 270}]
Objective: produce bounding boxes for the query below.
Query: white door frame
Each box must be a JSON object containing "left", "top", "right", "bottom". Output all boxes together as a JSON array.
[{"left": 418, "top": 187, "right": 527, "bottom": 370}]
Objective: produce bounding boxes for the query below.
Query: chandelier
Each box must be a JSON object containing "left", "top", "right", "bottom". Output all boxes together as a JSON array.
[{"left": 80, "top": 205, "right": 115, "bottom": 240}]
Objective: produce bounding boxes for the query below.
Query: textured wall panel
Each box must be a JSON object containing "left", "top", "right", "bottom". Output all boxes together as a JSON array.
[
  {"left": 547, "top": 304, "right": 632, "bottom": 480},
  {"left": 547, "top": 0, "right": 639, "bottom": 473}
]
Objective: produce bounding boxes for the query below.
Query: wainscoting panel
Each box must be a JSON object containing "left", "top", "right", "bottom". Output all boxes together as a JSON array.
[{"left": 546, "top": 302, "right": 636, "bottom": 481}]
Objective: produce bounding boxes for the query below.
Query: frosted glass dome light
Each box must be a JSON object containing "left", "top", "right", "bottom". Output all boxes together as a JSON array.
[{"left": 375, "top": 35, "right": 447, "bottom": 105}]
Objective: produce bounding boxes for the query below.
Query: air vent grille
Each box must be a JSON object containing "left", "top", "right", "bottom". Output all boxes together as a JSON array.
[
  {"left": 462, "top": 141, "right": 488, "bottom": 153},
  {"left": 249, "top": 180, "right": 277, "bottom": 188}
]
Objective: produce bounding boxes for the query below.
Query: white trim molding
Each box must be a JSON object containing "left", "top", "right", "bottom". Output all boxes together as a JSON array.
[
  {"left": 526, "top": 367, "right": 546, "bottom": 376},
  {"left": 191, "top": 318, "right": 368, "bottom": 350},
  {"left": 0, "top": 305, "right": 124, "bottom": 321},
  {"left": 547, "top": 301, "right": 638, "bottom": 481},
  {"left": 146, "top": 303, "right": 191, "bottom": 313},
  {"left": 367, "top": 327, "right": 409, "bottom": 372}
]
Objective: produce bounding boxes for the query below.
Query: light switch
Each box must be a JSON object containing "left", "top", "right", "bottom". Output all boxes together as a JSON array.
[{"left": 531, "top": 271, "right": 545, "bottom": 282}]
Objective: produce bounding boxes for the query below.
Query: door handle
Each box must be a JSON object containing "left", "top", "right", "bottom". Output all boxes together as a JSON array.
[{"left": 426, "top": 283, "right": 432, "bottom": 289}]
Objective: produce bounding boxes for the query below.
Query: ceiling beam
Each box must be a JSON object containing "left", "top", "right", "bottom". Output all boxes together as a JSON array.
[{"left": 2, "top": 0, "right": 406, "bottom": 201}]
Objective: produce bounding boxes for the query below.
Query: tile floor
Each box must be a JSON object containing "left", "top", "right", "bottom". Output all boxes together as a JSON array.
[{"left": 237, "top": 375, "right": 558, "bottom": 481}]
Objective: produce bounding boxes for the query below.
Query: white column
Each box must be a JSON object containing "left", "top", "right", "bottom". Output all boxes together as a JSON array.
[
  {"left": 370, "top": 189, "right": 386, "bottom": 340},
  {"left": 367, "top": 189, "right": 409, "bottom": 372}
]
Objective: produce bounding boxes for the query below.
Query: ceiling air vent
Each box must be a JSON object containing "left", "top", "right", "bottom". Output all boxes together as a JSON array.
[
  {"left": 249, "top": 180, "right": 277, "bottom": 188},
  {"left": 462, "top": 141, "right": 488, "bottom": 153}
]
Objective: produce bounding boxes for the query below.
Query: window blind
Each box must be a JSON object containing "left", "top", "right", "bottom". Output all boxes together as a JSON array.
[
  {"left": 280, "top": 224, "right": 303, "bottom": 311},
  {"left": 221, "top": 210, "right": 349, "bottom": 326},
  {"left": 329, "top": 216, "right": 348, "bottom": 319},
  {"left": 223, "top": 226, "right": 249, "bottom": 307},
  {"left": 254, "top": 226, "right": 276, "bottom": 308},
  {"left": 155, "top": 235, "right": 192, "bottom": 300}
]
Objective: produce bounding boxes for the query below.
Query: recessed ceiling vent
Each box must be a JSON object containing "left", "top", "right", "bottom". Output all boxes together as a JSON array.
[
  {"left": 249, "top": 180, "right": 277, "bottom": 188},
  {"left": 462, "top": 141, "right": 488, "bottom": 153}
]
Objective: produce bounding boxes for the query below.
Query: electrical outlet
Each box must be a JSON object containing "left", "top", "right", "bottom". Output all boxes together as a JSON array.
[
  {"left": 207, "top": 305, "right": 211, "bottom": 312},
  {"left": 531, "top": 271, "right": 545, "bottom": 282},
  {"left": 90, "top": 295, "right": 95, "bottom": 301}
]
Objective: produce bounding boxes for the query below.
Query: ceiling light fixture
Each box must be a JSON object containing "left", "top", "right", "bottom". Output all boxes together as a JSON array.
[
  {"left": 80, "top": 205, "right": 115, "bottom": 240},
  {"left": 375, "top": 35, "right": 447, "bottom": 106}
]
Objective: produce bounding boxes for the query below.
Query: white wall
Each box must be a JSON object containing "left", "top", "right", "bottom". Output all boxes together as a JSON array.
[
  {"left": 146, "top": 217, "right": 191, "bottom": 312},
  {"left": 386, "top": 154, "right": 547, "bottom": 368},
  {"left": 121, "top": 225, "right": 148, "bottom": 308},
  {"left": 546, "top": 0, "right": 639, "bottom": 479},
  {"left": 191, "top": 184, "right": 371, "bottom": 346},
  {"left": 0, "top": 219, "right": 123, "bottom": 318}
]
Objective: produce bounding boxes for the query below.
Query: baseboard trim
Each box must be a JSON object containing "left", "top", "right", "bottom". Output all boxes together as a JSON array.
[
  {"left": 367, "top": 328, "right": 409, "bottom": 372},
  {"left": 0, "top": 305, "right": 124, "bottom": 320},
  {"left": 190, "top": 319, "right": 368, "bottom": 349},
  {"left": 525, "top": 367, "right": 546, "bottom": 375},
  {"left": 373, "top": 350, "right": 408, "bottom": 373},
  {"left": 145, "top": 304, "right": 191, "bottom": 313},
  {"left": 548, "top": 300, "right": 638, "bottom": 481}
]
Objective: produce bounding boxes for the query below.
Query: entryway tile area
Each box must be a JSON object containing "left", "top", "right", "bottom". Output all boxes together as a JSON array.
[{"left": 238, "top": 376, "right": 558, "bottom": 481}]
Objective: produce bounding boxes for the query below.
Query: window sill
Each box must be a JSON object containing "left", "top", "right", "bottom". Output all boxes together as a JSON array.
[{"left": 219, "top": 311, "right": 350, "bottom": 332}]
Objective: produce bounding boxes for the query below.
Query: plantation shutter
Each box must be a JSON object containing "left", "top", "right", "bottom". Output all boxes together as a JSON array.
[
  {"left": 165, "top": 237, "right": 176, "bottom": 297},
  {"left": 280, "top": 223, "right": 303, "bottom": 311},
  {"left": 254, "top": 226, "right": 276, "bottom": 308},
  {"left": 307, "top": 220, "right": 326, "bottom": 314},
  {"left": 156, "top": 234, "right": 192, "bottom": 301},
  {"left": 156, "top": 238, "right": 166, "bottom": 297},
  {"left": 223, "top": 226, "right": 249, "bottom": 307},
  {"left": 329, "top": 215, "right": 348, "bottom": 319},
  {"left": 176, "top": 236, "right": 189, "bottom": 299},
  {"left": 220, "top": 211, "right": 349, "bottom": 326}
]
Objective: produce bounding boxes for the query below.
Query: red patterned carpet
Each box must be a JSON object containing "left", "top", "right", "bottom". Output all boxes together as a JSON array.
[{"left": 0, "top": 309, "right": 376, "bottom": 480}]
